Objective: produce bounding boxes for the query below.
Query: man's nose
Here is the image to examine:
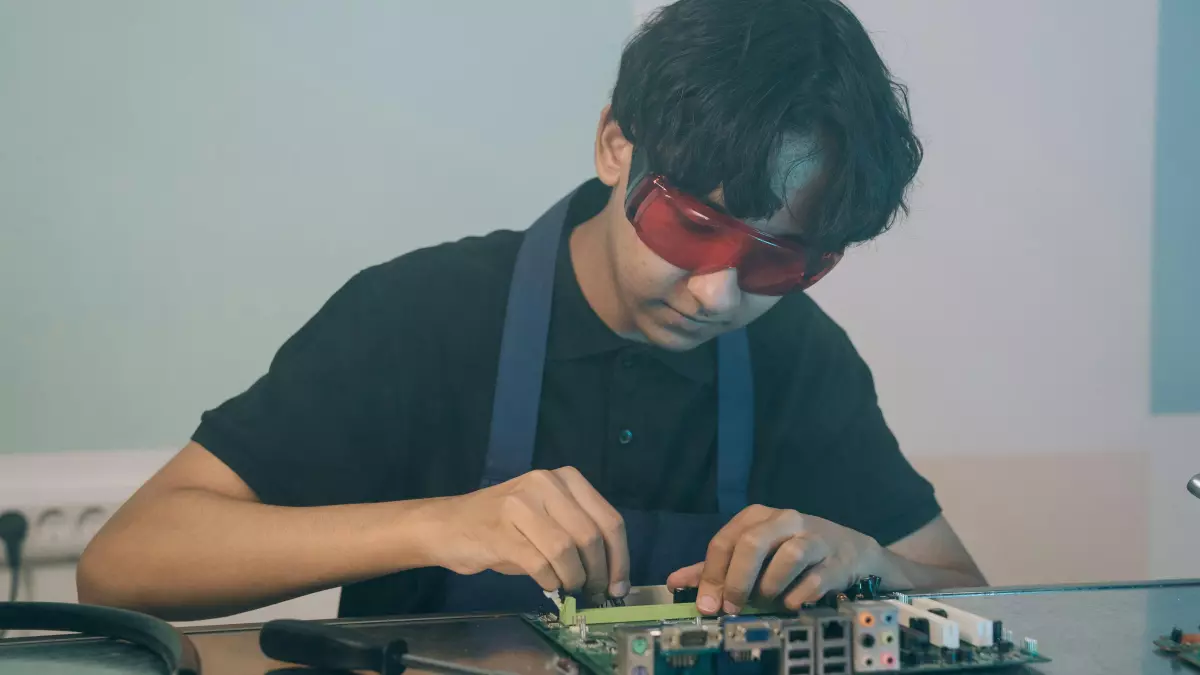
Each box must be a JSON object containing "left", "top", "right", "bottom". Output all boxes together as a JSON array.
[{"left": 686, "top": 267, "right": 741, "bottom": 317}]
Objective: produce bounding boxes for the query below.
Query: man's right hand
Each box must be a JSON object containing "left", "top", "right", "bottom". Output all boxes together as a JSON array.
[{"left": 427, "top": 466, "right": 630, "bottom": 599}]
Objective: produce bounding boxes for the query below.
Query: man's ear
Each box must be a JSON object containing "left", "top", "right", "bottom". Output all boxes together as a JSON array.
[{"left": 594, "top": 105, "right": 632, "bottom": 188}]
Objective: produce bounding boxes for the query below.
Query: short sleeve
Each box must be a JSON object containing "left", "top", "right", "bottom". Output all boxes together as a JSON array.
[
  {"left": 759, "top": 310, "right": 942, "bottom": 547},
  {"left": 192, "top": 269, "right": 405, "bottom": 507}
]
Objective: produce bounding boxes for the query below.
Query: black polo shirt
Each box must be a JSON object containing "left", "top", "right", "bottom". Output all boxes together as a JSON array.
[{"left": 192, "top": 179, "right": 941, "bottom": 618}]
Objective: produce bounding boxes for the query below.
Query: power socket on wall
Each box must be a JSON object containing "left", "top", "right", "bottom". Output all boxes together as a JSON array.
[
  {"left": 0, "top": 449, "right": 177, "bottom": 571},
  {"left": 0, "top": 502, "right": 123, "bottom": 565}
]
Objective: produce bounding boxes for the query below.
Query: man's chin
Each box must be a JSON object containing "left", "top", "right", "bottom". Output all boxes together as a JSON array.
[{"left": 638, "top": 320, "right": 714, "bottom": 352}]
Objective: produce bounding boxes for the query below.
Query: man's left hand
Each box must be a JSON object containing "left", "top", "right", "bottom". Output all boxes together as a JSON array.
[{"left": 667, "top": 504, "right": 887, "bottom": 615}]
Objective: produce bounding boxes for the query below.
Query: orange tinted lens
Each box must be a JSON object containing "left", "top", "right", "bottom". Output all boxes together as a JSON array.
[
  {"left": 632, "top": 189, "right": 743, "bottom": 272},
  {"left": 627, "top": 176, "right": 835, "bottom": 295},
  {"left": 737, "top": 242, "right": 839, "bottom": 295}
]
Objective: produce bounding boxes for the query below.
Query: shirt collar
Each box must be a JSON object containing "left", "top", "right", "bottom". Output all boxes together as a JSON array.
[{"left": 544, "top": 179, "right": 715, "bottom": 384}]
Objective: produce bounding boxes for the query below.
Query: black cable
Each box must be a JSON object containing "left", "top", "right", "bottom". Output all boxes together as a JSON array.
[
  {"left": 0, "top": 510, "right": 30, "bottom": 639},
  {"left": 0, "top": 602, "right": 201, "bottom": 674}
]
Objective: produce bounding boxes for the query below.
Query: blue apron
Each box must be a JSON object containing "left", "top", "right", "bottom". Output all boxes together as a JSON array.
[{"left": 439, "top": 186, "right": 756, "bottom": 613}]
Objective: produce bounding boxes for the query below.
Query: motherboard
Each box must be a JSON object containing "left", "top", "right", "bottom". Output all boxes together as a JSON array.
[{"left": 524, "top": 581, "right": 1050, "bottom": 675}]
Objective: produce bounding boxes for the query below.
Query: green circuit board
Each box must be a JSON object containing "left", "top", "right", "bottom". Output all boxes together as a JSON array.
[
  {"left": 1154, "top": 634, "right": 1200, "bottom": 670},
  {"left": 524, "top": 594, "right": 1052, "bottom": 675}
]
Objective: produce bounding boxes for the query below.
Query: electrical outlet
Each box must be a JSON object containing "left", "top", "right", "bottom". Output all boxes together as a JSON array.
[{"left": 0, "top": 502, "right": 124, "bottom": 565}]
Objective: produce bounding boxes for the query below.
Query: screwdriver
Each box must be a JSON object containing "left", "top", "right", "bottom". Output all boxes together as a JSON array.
[{"left": 259, "top": 619, "right": 520, "bottom": 675}]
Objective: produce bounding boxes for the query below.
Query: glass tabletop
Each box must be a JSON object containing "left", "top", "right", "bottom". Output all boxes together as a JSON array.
[
  {"left": 0, "top": 638, "right": 168, "bottom": 675},
  {"left": 921, "top": 579, "right": 1200, "bottom": 675},
  {"left": 2, "top": 580, "right": 1197, "bottom": 675}
]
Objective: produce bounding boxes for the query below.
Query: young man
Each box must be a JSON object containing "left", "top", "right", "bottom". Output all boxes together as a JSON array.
[{"left": 78, "top": 0, "right": 985, "bottom": 621}]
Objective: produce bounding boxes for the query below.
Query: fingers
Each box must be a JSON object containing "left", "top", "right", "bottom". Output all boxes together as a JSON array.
[
  {"left": 696, "top": 505, "right": 776, "bottom": 615},
  {"left": 506, "top": 494, "right": 587, "bottom": 593},
  {"left": 666, "top": 562, "right": 704, "bottom": 591},
  {"left": 781, "top": 558, "right": 852, "bottom": 610},
  {"left": 527, "top": 470, "right": 611, "bottom": 597},
  {"left": 721, "top": 518, "right": 801, "bottom": 612},
  {"left": 553, "top": 467, "right": 630, "bottom": 598},
  {"left": 757, "top": 535, "right": 830, "bottom": 600},
  {"left": 505, "top": 536, "right": 563, "bottom": 592}
]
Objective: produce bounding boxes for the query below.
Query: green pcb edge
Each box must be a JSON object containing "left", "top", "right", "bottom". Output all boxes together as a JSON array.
[{"left": 558, "top": 596, "right": 775, "bottom": 625}]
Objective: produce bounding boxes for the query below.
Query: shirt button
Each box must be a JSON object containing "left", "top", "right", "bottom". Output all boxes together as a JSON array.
[
  {"left": 618, "top": 429, "right": 634, "bottom": 445},
  {"left": 621, "top": 355, "right": 636, "bottom": 368}
]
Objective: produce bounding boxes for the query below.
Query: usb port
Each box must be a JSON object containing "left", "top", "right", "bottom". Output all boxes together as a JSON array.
[
  {"left": 788, "top": 648, "right": 811, "bottom": 660},
  {"left": 788, "top": 629, "right": 809, "bottom": 642},
  {"left": 788, "top": 666, "right": 811, "bottom": 675},
  {"left": 822, "top": 646, "right": 846, "bottom": 658},
  {"left": 822, "top": 664, "right": 846, "bottom": 674}
]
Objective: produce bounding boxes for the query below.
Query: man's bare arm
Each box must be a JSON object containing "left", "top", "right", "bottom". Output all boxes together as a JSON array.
[
  {"left": 882, "top": 514, "right": 987, "bottom": 590},
  {"left": 76, "top": 442, "right": 449, "bottom": 620},
  {"left": 77, "top": 443, "right": 631, "bottom": 621}
]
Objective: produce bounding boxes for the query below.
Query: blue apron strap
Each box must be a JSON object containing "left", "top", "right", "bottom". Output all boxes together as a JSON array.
[
  {"left": 480, "top": 183, "right": 755, "bottom": 510},
  {"left": 716, "top": 328, "right": 753, "bottom": 513},
  {"left": 480, "top": 189, "right": 576, "bottom": 487}
]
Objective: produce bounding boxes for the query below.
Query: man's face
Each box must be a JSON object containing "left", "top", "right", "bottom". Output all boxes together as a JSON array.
[
  {"left": 595, "top": 127, "right": 823, "bottom": 352},
  {"left": 604, "top": 179, "right": 781, "bottom": 352}
]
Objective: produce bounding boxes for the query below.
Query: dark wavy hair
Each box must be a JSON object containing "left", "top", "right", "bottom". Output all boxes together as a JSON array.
[{"left": 610, "top": 0, "right": 922, "bottom": 250}]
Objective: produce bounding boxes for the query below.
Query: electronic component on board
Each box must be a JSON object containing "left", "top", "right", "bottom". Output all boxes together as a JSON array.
[
  {"left": 1153, "top": 625, "right": 1200, "bottom": 671},
  {"left": 846, "top": 601, "right": 899, "bottom": 672},
  {"left": 779, "top": 617, "right": 815, "bottom": 675},
  {"left": 724, "top": 616, "right": 781, "bottom": 653},
  {"left": 910, "top": 598, "right": 994, "bottom": 647},
  {"left": 615, "top": 626, "right": 656, "bottom": 675},
  {"left": 884, "top": 600, "right": 960, "bottom": 649},
  {"left": 790, "top": 608, "right": 851, "bottom": 674},
  {"left": 524, "top": 587, "right": 1050, "bottom": 675}
]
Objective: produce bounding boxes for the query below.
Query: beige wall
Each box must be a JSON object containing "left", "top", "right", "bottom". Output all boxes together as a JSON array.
[{"left": 914, "top": 452, "right": 1150, "bottom": 586}]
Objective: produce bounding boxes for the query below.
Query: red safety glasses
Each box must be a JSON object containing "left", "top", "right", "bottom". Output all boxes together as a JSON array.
[{"left": 625, "top": 174, "right": 843, "bottom": 296}]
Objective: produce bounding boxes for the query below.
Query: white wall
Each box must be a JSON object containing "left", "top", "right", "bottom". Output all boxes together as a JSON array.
[
  {"left": 3, "top": 0, "right": 1195, "bottom": 629},
  {"left": 0, "top": 0, "right": 629, "bottom": 455},
  {"left": 805, "top": 0, "right": 1170, "bottom": 584},
  {"left": 812, "top": 0, "right": 1157, "bottom": 462}
]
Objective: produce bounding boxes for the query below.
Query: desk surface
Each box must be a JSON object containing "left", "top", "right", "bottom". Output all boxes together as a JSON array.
[{"left": 2, "top": 580, "right": 1199, "bottom": 675}]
